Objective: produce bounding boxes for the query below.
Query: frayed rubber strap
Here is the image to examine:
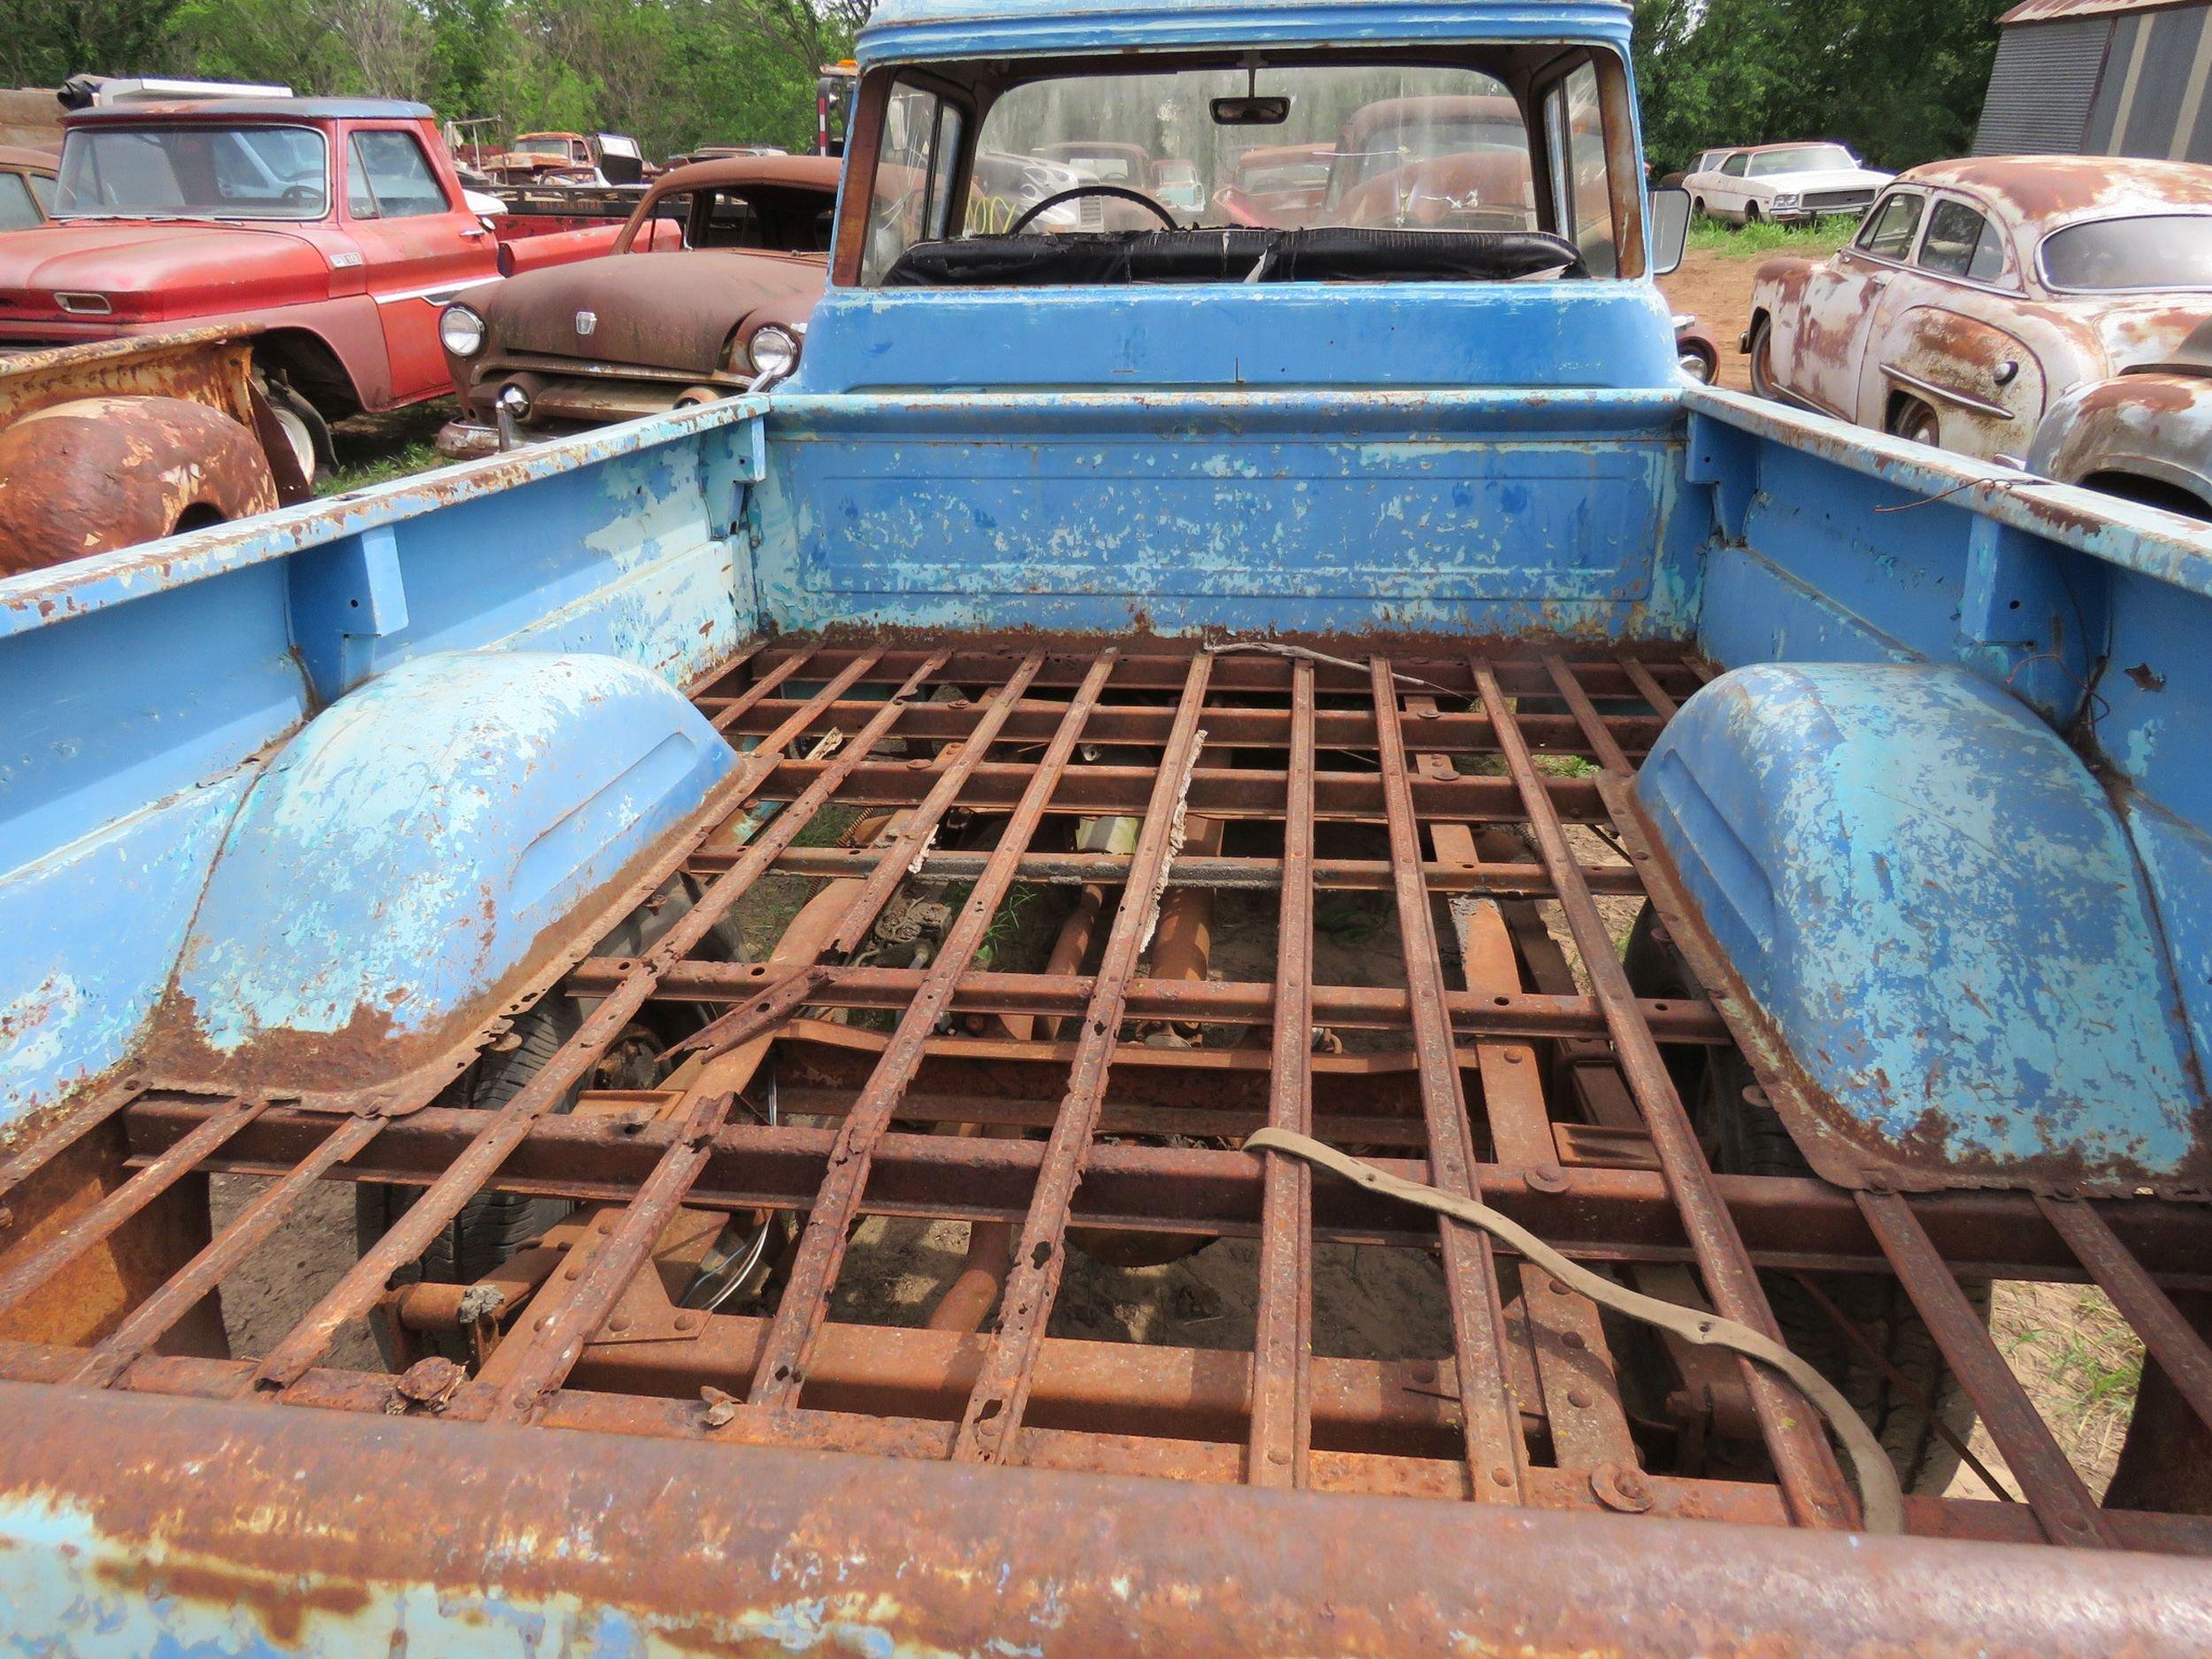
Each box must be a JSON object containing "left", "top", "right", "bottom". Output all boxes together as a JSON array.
[{"left": 1241, "top": 1127, "right": 1906, "bottom": 1534}]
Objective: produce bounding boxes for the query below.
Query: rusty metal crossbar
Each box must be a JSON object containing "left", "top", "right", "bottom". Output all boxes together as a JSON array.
[{"left": 4, "top": 640, "right": 2212, "bottom": 1558}]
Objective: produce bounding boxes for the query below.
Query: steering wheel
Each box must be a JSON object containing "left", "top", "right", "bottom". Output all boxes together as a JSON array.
[
  {"left": 1007, "top": 183, "right": 1179, "bottom": 234},
  {"left": 281, "top": 184, "right": 321, "bottom": 206}
]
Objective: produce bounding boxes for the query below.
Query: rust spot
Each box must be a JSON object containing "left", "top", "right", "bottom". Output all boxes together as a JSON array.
[
  {"left": 93, "top": 1553, "right": 373, "bottom": 1645},
  {"left": 2125, "top": 662, "right": 2167, "bottom": 692}
]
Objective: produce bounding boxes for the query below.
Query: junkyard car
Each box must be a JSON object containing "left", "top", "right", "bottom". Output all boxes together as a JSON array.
[
  {"left": 1747, "top": 156, "right": 2212, "bottom": 505},
  {"left": 0, "top": 145, "right": 54, "bottom": 228},
  {"left": 1685, "top": 141, "right": 1890, "bottom": 224},
  {"left": 438, "top": 154, "right": 837, "bottom": 452}
]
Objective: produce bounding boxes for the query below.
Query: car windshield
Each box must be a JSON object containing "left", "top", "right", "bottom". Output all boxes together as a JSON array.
[
  {"left": 966, "top": 65, "right": 1535, "bottom": 236},
  {"left": 518, "top": 136, "right": 572, "bottom": 157},
  {"left": 1747, "top": 145, "right": 1854, "bottom": 177},
  {"left": 54, "top": 124, "right": 328, "bottom": 219},
  {"left": 2041, "top": 214, "right": 2212, "bottom": 290}
]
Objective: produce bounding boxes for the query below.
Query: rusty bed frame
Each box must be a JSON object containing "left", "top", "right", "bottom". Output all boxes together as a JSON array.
[{"left": 5, "top": 639, "right": 2212, "bottom": 1606}]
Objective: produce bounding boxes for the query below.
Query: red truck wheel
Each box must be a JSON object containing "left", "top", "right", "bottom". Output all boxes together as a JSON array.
[{"left": 0, "top": 396, "right": 279, "bottom": 576}]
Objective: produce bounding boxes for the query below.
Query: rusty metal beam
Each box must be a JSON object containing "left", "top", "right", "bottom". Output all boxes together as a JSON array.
[
  {"left": 4, "top": 1383, "right": 2210, "bottom": 1654},
  {"left": 953, "top": 653, "right": 1215, "bottom": 1462},
  {"left": 568, "top": 958, "right": 1730, "bottom": 1041},
  {"left": 688, "top": 843, "right": 1652, "bottom": 896},
  {"left": 1472, "top": 657, "right": 1857, "bottom": 1530},
  {"left": 1248, "top": 657, "right": 1316, "bottom": 1488},
  {"left": 1371, "top": 658, "right": 1527, "bottom": 1498},
  {"left": 745, "top": 654, "right": 1118, "bottom": 1410}
]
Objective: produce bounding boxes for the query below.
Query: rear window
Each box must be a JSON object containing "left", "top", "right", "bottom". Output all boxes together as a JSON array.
[{"left": 2040, "top": 214, "right": 2212, "bottom": 291}]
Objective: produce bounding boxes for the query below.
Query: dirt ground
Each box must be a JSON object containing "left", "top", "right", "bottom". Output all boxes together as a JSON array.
[{"left": 1661, "top": 246, "right": 1759, "bottom": 393}]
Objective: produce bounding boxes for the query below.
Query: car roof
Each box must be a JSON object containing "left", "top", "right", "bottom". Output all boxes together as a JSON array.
[
  {"left": 645, "top": 154, "right": 844, "bottom": 201},
  {"left": 1901, "top": 156, "right": 2212, "bottom": 223},
  {"left": 858, "top": 0, "right": 1633, "bottom": 66},
  {"left": 67, "top": 97, "right": 431, "bottom": 123},
  {"left": 0, "top": 145, "right": 55, "bottom": 171},
  {"left": 1337, "top": 95, "right": 1524, "bottom": 148}
]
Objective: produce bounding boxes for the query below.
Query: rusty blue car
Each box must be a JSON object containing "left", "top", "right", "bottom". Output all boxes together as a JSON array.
[{"left": 2, "top": 0, "right": 2211, "bottom": 1652}]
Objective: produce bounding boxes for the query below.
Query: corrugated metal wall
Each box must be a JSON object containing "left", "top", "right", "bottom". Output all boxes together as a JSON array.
[
  {"left": 1979, "top": 4, "right": 2212, "bottom": 162},
  {"left": 1975, "top": 17, "right": 2115, "bottom": 152}
]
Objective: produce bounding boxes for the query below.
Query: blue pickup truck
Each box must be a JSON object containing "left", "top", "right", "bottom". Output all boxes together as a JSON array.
[{"left": 4, "top": 1, "right": 2212, "bottom": 1653}]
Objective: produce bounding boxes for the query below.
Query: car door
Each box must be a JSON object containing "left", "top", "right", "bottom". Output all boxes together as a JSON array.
[
  {"left": 1861, "top": 193, "right": 2047, "bottom": 459},
  {"left": 1778, "top": 186, "right": 1927, "bottom": 419},
  {"left": 342, "top": 124, "right": 500, "bottom": 405},
  {"left": 1684, "top": 150, "right": 1727, "bottom": 207},
  {"left": 1712, "top": 151, "right": 1751, "bottom": 219}
]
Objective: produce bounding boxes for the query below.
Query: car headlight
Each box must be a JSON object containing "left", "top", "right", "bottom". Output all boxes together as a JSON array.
[
  {"left": 1771, "top": 193, "right": 1801, "bottom": 210},
  {"left": 440, "top": 303, "right": 488, "bottom": 358},
  {"left": 746, "top": 322, "right": 803, "bottom": 380}
]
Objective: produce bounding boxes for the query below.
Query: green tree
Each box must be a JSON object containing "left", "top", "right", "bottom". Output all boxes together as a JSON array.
[
  {"left": 1634, "top": 0, "right": 2011, "bottom": 176},
  {"left": 0, "top": 0, "right": 188, "bottom": 87}
]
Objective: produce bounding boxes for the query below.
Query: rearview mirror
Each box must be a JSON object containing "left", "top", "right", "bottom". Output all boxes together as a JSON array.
[
  {"left": 1648, "top": 186, "right": 1690, "bottom": 276},
  {"left": 1211, "top": 96, "right": 1291, "bottom": 126}
]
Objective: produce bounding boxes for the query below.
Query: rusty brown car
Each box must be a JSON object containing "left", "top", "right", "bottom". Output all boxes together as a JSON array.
[
  {"left": 0, "top": 144, "right": 55, "bottom": 229},
  {"left": 1747, "top": 157, "right": 2212, "bottom": 503},
  {"left": 437, "top": 155, "right": 838, "bottom": 455}
]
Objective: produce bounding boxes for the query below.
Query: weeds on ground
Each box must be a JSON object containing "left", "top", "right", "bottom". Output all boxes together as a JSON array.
[
  {"left": 1686, "top": 216, "right": 1856, "bottom": 259},
  {"left": 1978, "top": 1282, "right": 2144, "bottom": 1498},
  {"left": 318, "top": 442, "right": 443, "bottom": 496}
]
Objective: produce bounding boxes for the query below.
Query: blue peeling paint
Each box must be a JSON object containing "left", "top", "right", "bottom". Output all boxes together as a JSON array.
[
  {"left": 1639, "top": 662, "right": 2207, "bottom": 1179},
  {"left": 158, "top": 650, "right": 732, "bottom": 1100}
]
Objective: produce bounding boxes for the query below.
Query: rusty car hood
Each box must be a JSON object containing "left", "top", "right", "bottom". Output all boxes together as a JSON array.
[
  {"left": 0, "top": 221, "right": 329, "bottom": 324},
  {"left": 486, "top": 247, "right": 826, "bottom": 373}
]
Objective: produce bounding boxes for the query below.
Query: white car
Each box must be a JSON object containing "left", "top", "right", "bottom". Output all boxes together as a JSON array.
[{"left": 1683, "top": 142, "right": 1892, "bottom": 225}]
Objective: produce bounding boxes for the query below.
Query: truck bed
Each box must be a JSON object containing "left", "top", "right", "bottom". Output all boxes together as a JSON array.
[{"left": 5, "top": 634, "right": 2211, "bottom": 1608}]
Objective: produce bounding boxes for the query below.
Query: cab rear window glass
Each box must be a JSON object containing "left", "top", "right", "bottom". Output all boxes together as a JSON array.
[{"left": 2041, "top": 214, "right": 2212, "bottom": 290}]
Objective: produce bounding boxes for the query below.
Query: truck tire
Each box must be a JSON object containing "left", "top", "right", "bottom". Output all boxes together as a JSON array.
[
  {"left": 1624, "top": 906, "right": 1984, "bottom": 1494},
  {"left": 1747, "top": 318, "right": 1778, "bottom": 400},
  {"left": 356, "top": 996, "right": 584, "bottom": 1362}
]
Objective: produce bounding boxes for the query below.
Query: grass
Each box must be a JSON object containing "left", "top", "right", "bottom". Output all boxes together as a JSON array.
[
  {"left": 1963, "top": 1282, "right": 2145, "bottom": 1501},
  {"left": 314, "top": 399, "right": 455, "bottom": 498},
  {"left": 1686, "top": 215, "right": 1858, "bottom": 259}
]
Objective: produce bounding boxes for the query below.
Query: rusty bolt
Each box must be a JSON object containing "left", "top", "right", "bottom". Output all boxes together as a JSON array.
[
  {"left": 1525, "top": 1167, "right": 1569, "bottom": 1194},
  {"left": 607, "top": 1312, "right": 631, "bottom": 1334},
  {"left": 1568, "top": 1386, "right": 1594, "bottom": 1409},
  {"left": 1591, "top": 1463, "right": 1654, "bottom": 1514},
  {"left": 389, "top": 1356, "right": 465, "bottom": 1415},
  {"left": 0, "top": 1207, "right": 12, "bottom": 1231},
  {"left": 673, "top": 1312, "right": 702, "bottom": 1333}
]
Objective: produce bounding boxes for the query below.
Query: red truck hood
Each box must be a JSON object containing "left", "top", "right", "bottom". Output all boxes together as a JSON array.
[{"left": 0, "top": 221, "right": 332, "bottom": 326}]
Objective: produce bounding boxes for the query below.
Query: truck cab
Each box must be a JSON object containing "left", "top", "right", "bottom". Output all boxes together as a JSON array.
[{"left": 0, "top": 100, "right": 634, "bottom": 430}]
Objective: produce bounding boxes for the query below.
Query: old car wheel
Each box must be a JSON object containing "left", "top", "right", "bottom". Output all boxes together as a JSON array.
[
  {"left": 1744, "top": 202, "right": 1763, "bottom": 226},
  {"left": 1747, "top": 319, "right": 1779, "bottom": 399},
  {"left": 1888, "top": 400, "right": 1940, "bottom": 448},
  {"left": 1691, "top": 196, "right": 1707, "bottom": 218},
  {"left": 356, "top": 996, "right": 585, "bottom": 1363},
  {"left": 1621, "top": 907, "right": 1985, "bottom": 1494}
]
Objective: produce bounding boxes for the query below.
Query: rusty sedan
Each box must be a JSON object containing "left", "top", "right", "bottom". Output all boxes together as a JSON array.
[
  {"left": 438, "top": 155, "right": 837, "bottom": 454},
  {"left": 1746, "top": 157, "right": 2212, "bottom": 503}
]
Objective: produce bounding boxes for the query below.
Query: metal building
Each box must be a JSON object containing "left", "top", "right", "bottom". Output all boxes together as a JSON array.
[{"left": 1975, "top": 0, "right": 2212, "bottom": 159}]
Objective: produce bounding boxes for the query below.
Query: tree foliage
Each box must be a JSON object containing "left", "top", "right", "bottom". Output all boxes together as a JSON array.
[
  {"left": 6, "top": 0, "right": 2008, "bottom": 175},
  {"left": 1633, "top": 0, "right": 2014, "bottom": 175},
  {"left": 17, "top": 0, "right": 871, "bottom": 158}
]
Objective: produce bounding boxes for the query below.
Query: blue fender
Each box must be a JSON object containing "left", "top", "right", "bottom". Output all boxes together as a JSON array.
[
  {"left": 1635, "top": 661, "right": 2209, "bottom": 1194},
  {"left": 142, "top": 650, "right": 733, "bottom": 1111}
]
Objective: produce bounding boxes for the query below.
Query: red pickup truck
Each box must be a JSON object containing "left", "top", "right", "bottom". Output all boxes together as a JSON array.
[{"left": 0, "top": 97, "right": 649, "bottom": 468}]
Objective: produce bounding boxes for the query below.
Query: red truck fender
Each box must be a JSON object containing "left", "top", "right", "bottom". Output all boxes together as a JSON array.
[{"left": 0, "top": 396, "right": 278, "bottom": 576}]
